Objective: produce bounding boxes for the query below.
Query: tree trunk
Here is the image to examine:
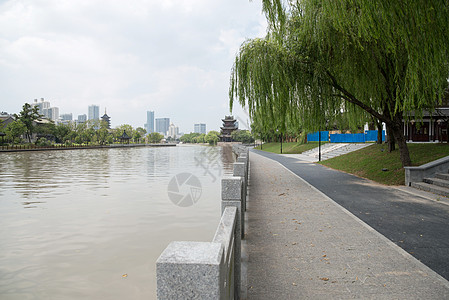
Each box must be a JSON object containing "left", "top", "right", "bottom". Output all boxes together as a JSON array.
[
  {"left": 376, "top": 119, "right": 383, "bottom": 144},
  {"left": 386, "top": 123, "right": 395, "bottom": 152},
  {"left": 391, "top": 115, "right": 412, "bottom": 167}
]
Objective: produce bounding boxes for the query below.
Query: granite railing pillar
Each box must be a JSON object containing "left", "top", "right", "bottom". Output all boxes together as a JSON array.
[
  {"left": 236, "top": 154, "right": 249, "bottom": 182},
  {"left": 156, "top": 241, "right": 224, "bottom": 299},
  {"left": 156, "top": 147, "right": 250, "bottom": 300},
  {"left": 212, "top": 206, "right": 238, "bottom": 299},
  {"left": 233, "top": 162, "right": 247, "bottom": 213},
  {"left": 156, "top": 207, "right": 238, "bottom": 300},
  {"left": 222, "top": 176, "right": 243, "bottom": 300}
]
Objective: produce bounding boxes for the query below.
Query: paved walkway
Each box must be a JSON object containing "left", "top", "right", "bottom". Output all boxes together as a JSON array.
[
  {"left": 245, "top": 151, "right": 449, "bottom": 299},
  {"left": 253, "top": 149, "right": 449, "bottom": 281}
]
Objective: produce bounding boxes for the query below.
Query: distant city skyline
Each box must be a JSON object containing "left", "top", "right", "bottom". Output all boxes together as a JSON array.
[
  {"left": 17, "top": 99, "right": 235, "bottom": 134},
  {"left": 0, "top": 1, "right": 265, "bottom": 133}
]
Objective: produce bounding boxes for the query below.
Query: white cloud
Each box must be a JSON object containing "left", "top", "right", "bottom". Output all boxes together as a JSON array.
[{"left": 0, "top": 0, "right": 267, "bottom": 132}]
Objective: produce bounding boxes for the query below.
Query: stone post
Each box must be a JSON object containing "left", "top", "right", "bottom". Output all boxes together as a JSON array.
[
  {"left": 222, "top": 176, "right": 243, "bottom": 300},
  {"left": 233, "top": 162, "right": 247, "bottom": 212},
  {"left": 237, "top": 154, "right": 249, "bottom": 184},
  {"left": 156, "top": 241, "right": 224, "bottom": 299}
]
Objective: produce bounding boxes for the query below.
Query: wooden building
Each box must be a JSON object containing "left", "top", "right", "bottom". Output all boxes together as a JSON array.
[
  {"left": 404, "top": 91, "right": 449, "bottom": 142},
  {"left": 220, "top": 116, "right": 238, "bottom": 142}
]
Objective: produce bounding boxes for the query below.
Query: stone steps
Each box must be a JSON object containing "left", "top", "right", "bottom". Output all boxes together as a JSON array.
[
  {"left": 411, "top": 182, "right": 449, "bottom": 198},
  {"left": 423, "top": 176, "right": 449, "bottom": 189},
  {"left": 301, "top": 143, "right": 371, "bottom": 160},
  {"left": 411, "top": 172, "right": 449, "bottom": 198},
  {"left": 435, "top": 173, "right": 449, "bottom": 181}
]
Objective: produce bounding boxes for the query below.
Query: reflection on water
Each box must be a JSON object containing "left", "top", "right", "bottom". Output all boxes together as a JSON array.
[{"left": 0, "top": 145, "right": 234, "bottom": 299}]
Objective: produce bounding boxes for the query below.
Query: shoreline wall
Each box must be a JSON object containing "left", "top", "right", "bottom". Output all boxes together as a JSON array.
[{"left": 0, "top": 143, "right": 176, "bottom": 153}]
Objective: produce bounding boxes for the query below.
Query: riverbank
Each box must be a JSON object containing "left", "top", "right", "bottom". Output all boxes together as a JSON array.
[{"left": 0, "top": 143, "right": 176, "bottom": 153}]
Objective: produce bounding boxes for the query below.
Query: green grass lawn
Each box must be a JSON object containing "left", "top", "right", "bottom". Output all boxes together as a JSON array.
[
  {"left": 320, "top": 143, "right": 449, "bottom": 185},
  {"left": 256, "top": 142, "right": 449, "bottom": 185},
  {"left": 254, "top": 141, "right": 325, "bottom": 154}
]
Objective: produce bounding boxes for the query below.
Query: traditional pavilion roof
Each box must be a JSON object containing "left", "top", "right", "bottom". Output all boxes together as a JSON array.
[
  {"left": 222, "top": 115, "right": 236, "bottom": 122},
  {"left": 120, "top": 130, "right": 131, "bottom": 139}
]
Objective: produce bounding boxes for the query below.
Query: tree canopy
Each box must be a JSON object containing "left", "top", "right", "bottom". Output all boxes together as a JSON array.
[
  {"left": 206, "top": 131, "right": 220, "bottom": 145},
  {"left": 230, "top": 0, "right": 449, "bottom": 166},
  {"left": 231, "top": 130, "right": 255, "bottom": 144},
  {"left": 148, "top": 132, "right": 164, "bottom": 143},
  {"left": 13, "top": 103, "right": 42, "bottom": 143}
]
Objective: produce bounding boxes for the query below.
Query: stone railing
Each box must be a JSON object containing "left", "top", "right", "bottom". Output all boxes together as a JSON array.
[
  {"left": 156, "top": 145, "right": 249, "bottom": 300},
  {"left": 404, "top": 155, "right": 449, "bottom": 186}
]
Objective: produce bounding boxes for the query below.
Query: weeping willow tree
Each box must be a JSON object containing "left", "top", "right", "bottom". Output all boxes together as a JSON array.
[
  {"left": 250, "top": 101, "right": 303, "bottom": 143},
  {"left": 230, "top": 0, "right": 449, "bottom": 167}
]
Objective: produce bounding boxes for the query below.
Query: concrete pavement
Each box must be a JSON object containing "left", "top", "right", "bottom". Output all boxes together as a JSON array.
[
  {"left": 252, "top": 149, "right": 449, "bottom": 281},
  {"left": 245, "top": 151, "right": 449, "bottom": 299}
]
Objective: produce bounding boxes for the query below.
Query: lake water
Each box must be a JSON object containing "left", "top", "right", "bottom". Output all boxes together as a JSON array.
[{"left": 0, "top": 145, "right": 235, "bottom": 299}]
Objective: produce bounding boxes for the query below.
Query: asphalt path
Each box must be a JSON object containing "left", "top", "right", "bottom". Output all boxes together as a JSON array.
[{"left": 252, "top": 149, "right": 449, "bottom": 281}]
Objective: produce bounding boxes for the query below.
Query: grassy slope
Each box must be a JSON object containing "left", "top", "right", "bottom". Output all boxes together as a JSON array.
[
  {"left": 320, "top": 143, "right": 449, "bottom": 185},
  {"left": 256, "top": 142, "right": 449, "bottom": 185}
]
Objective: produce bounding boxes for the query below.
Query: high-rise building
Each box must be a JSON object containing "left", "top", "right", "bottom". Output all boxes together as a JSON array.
[
  {"left": 32, "top": 98, "right": 50, "bottom": 115},
  {"left": 145, "top": 111, "right": 154, "bottom": 133},
  {"left": 168, "top": 123, "right": 179, "bottom": 139},
  {"left": 88, "top": 105, "right": 100, "bottom": 120},
  {"left": 77, "top": 114, "right": 87, "bottom": 123},
  {"left": 194, "top": 123, "right": 206, "bottom": 134},
  {"left": 59, "top": 113, "right": 72, "bottom": 125},
  {"left": 32, "top": 98, "right": 59, "bottom": 121},
  {"left": 155, "top": 118, "right": 170, "bottom": 136},
  {"left": 47, "top": 107, "right": 59, "bottom": 121},
  {"left": 60, "top": 113, "right": 73, "bottom": 122}
]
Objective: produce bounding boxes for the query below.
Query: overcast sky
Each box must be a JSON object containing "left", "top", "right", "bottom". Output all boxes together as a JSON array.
[{"left": 0, "top": 0, "right": 267, "bottom": 133}]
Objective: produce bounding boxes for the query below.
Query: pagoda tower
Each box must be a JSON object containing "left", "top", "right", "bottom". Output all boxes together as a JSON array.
[
  {"left": 101, "top": 108, "right": 111, "bottom": 129},
  {"left": 220, "top": 115, "right": 238, "bottom": 142}
]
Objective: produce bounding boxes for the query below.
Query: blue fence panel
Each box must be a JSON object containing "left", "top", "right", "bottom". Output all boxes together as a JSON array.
[
  {"left": 330, "top": 133, "right": 365, "bottom": 143},
  {"left": 309, "top": 130, "right": 385, "bottom": 143},
  {"left": 307, "top": 131, "right": 329, "bottom": 142},
  {"left": 365, "top": 130, "right": 385, "bottom": 142}
]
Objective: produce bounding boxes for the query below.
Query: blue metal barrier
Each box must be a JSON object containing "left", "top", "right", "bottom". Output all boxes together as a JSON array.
[
  {"left": 307, "top": 131, "right": 329, "bottom": 142},
  {"left": 365, "top": 130, "right": 385, "bottom": 142},
  {"left": 308, "top": 130, "right": 385, "bottom": 143},
  {"left": 330, "top": 133, "right": 365, "bottom": 143}
]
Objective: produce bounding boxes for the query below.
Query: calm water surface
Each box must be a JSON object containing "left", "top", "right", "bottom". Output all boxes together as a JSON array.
[{"left": 0, "top": 145, "right": 234, "bottom": 299}]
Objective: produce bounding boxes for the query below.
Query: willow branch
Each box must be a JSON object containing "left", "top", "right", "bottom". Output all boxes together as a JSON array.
[{"left": 326, "top": 71, "right": 391, "bottom": 125}]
